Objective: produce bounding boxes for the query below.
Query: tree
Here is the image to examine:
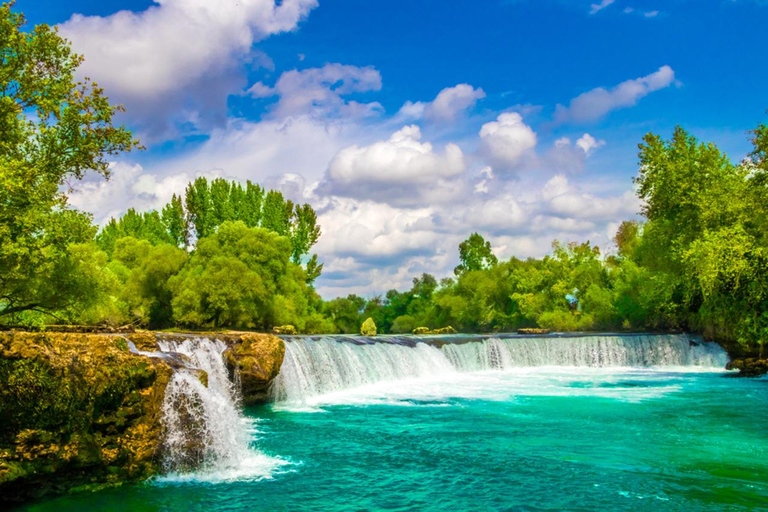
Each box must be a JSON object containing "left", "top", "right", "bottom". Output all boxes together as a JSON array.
[
  {"left": 162, "top": 194, "right": 188, "bottom": 248},
  {"left": 169, "top": 221, "right": 302, "bottom": 328},
  {"left": 454, "top": 233, "right": 498, "bottom": 276},
  {"left": 290, "top": 203, "right": 321, "bottom": 264},
  {"left": 0, "top": 4, "right": 138, "bottom": 319},
  {"left": 185, "top": 177, "right": 213, "bottom": 241},
  {"left": 110, "top": 237, "right": 188, "bottom": 328},
  {"left": 261, "top": 189, "right": 291, "bottom": 236},
  {"left": 633, "top": 123, "right": 768, "bottom": 352}
]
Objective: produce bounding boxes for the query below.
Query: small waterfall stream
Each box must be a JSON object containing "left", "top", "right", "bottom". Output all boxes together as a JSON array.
[
  {"left": 270, "top": 333, "right": 729, "bottom": 403},
  {"left": 155, "top": 337, "right": 286, "bottom": 482}
]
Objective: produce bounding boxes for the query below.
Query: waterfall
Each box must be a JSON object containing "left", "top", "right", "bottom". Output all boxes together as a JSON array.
[
  {"left": 270, "top": 333, "right": 729, "bottom": 403},
  {"left": 156, "top": 337, "right": 286, "bottom": 482}
]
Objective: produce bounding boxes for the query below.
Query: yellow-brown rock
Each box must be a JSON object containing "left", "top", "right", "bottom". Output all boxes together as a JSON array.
[
  {"left": 361, "top": 317, "right": 377, "bottom": 336},
  {"left": 0, "top": 332, "right": 172, "bottom": 504},
  {"left": 223, "top": 333, "right": 285, "bottom": 406},
  {"left": 412, "top": 326, "right": 458, "bottom": 335},
  {"left": 272, "top": 325, "right": 298, "bottom": 335}
]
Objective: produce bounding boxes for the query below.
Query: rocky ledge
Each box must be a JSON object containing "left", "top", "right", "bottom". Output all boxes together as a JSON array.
[
  {"left": 222, "top": 333, "right": 285, "bottom": 405},
  {"left": 0, "top": 332, "right": 173, "bottom": 504},
  {"left": 725, "top": 358, "right": 768, "bottom": 377},
  {"left": 0, "top": 330, "right": 286, "bottom": 504}
]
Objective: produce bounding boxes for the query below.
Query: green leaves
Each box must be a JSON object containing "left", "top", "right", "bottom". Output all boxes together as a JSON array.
[
  {"left": 454, "top": 233, "right": 498, "bottom": 276},
  {"left": 165, "top": 221, "right": 321, "bottom": 330},
  {"left": 632, "top": 120, "right": 768, "bottom": 350},
  {"left": 0, "top": 3, "right": 138, "bottom": 320}
]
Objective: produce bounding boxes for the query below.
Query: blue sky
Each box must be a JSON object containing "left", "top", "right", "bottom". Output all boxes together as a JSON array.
[{"left": 16, "top": 0, "right": 768, "bottom": 297}]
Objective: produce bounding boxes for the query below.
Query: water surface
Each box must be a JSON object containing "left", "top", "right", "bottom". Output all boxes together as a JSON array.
[{"left": 22, "top": 335, "right": 768, "bottom": 511}]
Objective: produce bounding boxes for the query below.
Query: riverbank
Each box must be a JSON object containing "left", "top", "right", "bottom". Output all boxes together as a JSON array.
[{"left": 0, "top": 331, "right": 285, "bottom": 505}]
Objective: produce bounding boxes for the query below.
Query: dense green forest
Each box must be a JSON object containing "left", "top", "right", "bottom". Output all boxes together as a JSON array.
[{"left": 0, "top": 4, "right": 766, "bottom": 354}]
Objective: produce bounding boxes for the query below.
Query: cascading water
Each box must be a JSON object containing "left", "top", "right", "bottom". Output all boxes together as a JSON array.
[
  {"left": 156, "top": 337, "right": 287, "bottom": 483},
  {"left": 270, "top": 333, "right": 729, "bottom": 404}
]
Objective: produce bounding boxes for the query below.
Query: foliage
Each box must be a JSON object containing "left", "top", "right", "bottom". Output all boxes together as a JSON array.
[
  {"left": 454, "top": 232, "right": 498, "bottom": 276},
  {"left": 167, "top": 221, "right": 322, "bottom": 329},
  {"left": 0, "top": 4, "right": 138, "bottom": 320}
]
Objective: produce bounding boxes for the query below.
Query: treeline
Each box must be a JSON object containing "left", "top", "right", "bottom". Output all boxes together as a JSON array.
[
  {"left": 95, "top": 177, "right": 321, "bottom": 271},
  {"left": 324, "top": 124, "right": 768, "bottom": 354}
]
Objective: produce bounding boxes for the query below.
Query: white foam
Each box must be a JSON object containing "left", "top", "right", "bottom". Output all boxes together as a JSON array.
[
  {"left": 156, "top": 337, "right": 287, "bottom": 483},
  {"left": 271, "top": 335, "right": 729, "bottom": 405}
]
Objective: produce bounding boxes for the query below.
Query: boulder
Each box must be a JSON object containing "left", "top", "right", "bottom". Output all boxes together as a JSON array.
[
  {"left": 223, "top": 333, "right": 285, "bottom": 405},
  {"left": 412, "top": 326, "right": 457, "bottom": 335},
  {"left": 725, "top": 358, "right": 768, "bottom": 377},
  {"left": 272, "top": 325, "right": 298, "bottom": 335},
  {"left": 518, "top": 328, "right": 551, "bottom": 335},
  {"left": 430, "top": 326, "right": 458, "bottom": 335},
  {"left": 0, "top": 332, "right": 172, "bottom": 504},
  {"left": 360, "top": 318, "right": 377, "bottom": 336},
  {"left": 126, "top": 331, "right": 159, "bottom": 351}
]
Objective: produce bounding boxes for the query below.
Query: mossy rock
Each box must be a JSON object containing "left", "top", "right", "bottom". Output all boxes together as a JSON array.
[
  {"left": 517, "top": 328, "right": 551, "bottom": 335},
  {"left": 223, "top": 334, "right": 285, "bottom": 405},
  {"left": 361, "top": 318, "right": 377, "bottom": 337},
  {"left": 725, "top": 358, "right": 768, "bottom": 376},
  {"left": 412, "top": 326, "right": 457, "bottom": 335},
  {"left": 126, "top": 331, "right": 159, "bottom": 351},
  {"left": 272, "top": 325, "right": 297, "bottom": 335},
  {"left": 0, "top": 332, "right": 172, "bottom": 504},
  {"left": 430, "top": 326, "right": 457, "bottom": 335}
]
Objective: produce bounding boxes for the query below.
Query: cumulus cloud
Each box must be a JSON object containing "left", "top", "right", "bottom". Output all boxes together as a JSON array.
[
  {"left": 68, "top": 163, "right": 201, "bottom": 225},
  {"left": 247, "top": 63, "right": 383, "bottom": 119},
  {"left": 541, "top": 174, "right": 641, "bottom": 221},
  {"left": 553, "top": 65, "right": 677, "bottom": 124},
  {"left": 395, "top": 83, "right": 485, "bottom": 124},
  {"left": 575, "top": 133, "right": 606, "bottom": 155},
  {"left": 423, "top": 84, "right": 486, "bottom": 123},
  {"left": 322, "top": 125, "right": 466, "bottom": 205},
  {"left": 478, "top": 112, "right": 538, "bottom": 170},
  {"left": 60, "top": 0, "right": 318, "bottom": 139}
]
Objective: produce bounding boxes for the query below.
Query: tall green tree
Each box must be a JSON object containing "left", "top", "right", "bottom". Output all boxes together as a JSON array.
[
  {"left": 454, "top": 233, "right": 498, "bottom": 276},
  {"left": 162, "top": 194, "right": 188, "bottom": 248},
  {"left": 0, "top": 4, "right": 138, "bottom": 319}
]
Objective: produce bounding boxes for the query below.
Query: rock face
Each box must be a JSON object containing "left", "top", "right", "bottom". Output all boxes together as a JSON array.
[
  {"left": 0, "top": 332, "right": 172, "bottom": 504},
  {"left": 361, "top": 318, "right": 377, "bottom": 336},
  {"left": 222, "top": 333, "right": 285, "bottom": 406},
  {"left": 726, "top": 358, "right": 768, "bottom": 376}
]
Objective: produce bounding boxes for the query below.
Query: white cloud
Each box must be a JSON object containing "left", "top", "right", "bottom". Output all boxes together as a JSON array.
[
  {"left": 644, "top": 10, "right": 659, "bottom": 17},
  {"left": 424, "top": 84, "right": 486, "bottom": 123},
  {"left": 576, "top": 133, "right": 606, "bottom": 154},
  {"left": 60, "top": 0, "right": 317, "bottom": 138},
  {"left": 396, "top": 101, "right": 427, "bottom": 121},
  {"left": 68, "top": 163, "right": 206, "bottom": 225},
  {"left": 394, "top": 83, "right": 484, "bottom": 124},
  {"left": 323, "top": 125, "right": 466, "bottom": 205},
  {"left": 590, "top": 0, "right": 615, "bottom": 14},
  {"left": 478, "top": 112, "right": 537, "bottom": 170},
  {"left": 554, "top": 65, "right": 677, "bottom": 124},
  {"left": 248, "top": 63, "right": 383, "bottom": 119},
  {"left": 542, "top": 174, "right": 641, "bottom": 221}
]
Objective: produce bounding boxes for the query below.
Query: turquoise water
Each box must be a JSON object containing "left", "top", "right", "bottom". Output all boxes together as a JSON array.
[{"left": 21, "top": 337, "right": 768, "bottom": 511}]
